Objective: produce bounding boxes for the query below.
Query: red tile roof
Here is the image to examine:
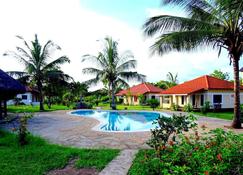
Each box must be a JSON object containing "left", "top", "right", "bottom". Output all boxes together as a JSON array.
[
  {"left": 116, "top": 83, "right": 164, "bottom": 96},
  {"left": 161, "top": 75, "right": 243, "bottom": 95}
]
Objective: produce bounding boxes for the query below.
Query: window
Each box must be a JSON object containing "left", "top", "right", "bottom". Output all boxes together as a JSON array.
[
  {"left": 134, "top": 96, "right": 138, "bottom": 102},
  {"left": 151, "top": 96, "right": 155, "bottom": 99},
  {"left": 181, "top": 96, "right": 184, "bottom": 105},
  {"left": 200, "top": 95, "right": 204, "bottom": 106},
  {"left": 192, "top": 95, "right": 196, "bottom": 106},
  {"left": 213, "top": 95, "right": 222, "bottom": 104},
  {"left": 21, "top": 95, "right": 27, "bottom": 100},
  {"left": 163, "top": 96, "right": 170, "bottom": 104}
]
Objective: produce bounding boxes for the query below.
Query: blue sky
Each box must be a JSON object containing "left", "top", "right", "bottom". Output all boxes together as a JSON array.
[{"left": 80, "top": 0, "right": 161, "bottom": 28}]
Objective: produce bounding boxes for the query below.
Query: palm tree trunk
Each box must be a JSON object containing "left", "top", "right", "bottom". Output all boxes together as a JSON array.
[
  {"left": 37, "top": 80, "right": 44, "bottom": 111},
  {"left": 232, "top": 56, "right": 242, "bottom": 128},
  {"left": 110, "top": 82, "right": 116, "bottom": 110}
]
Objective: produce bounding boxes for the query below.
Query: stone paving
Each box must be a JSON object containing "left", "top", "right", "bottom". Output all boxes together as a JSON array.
[
  {"left": 99, "top": 149, "right": 138, "bottom": 175},
  {"left": 2, "top": 110, "right": 242, "bottom": 149}
]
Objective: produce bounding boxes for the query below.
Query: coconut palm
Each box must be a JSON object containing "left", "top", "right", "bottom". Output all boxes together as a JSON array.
[
  {"left": 82, "top": 37, "right": 145, "bottom": 110},
  {"left": 166, "top": 72, "right": 178, "bottom": 87},
  {"left": 4, "top": 34, "right": 70, "bottom": 111},
  {"left": 143, "top": 0, "right": 243, "bottom": 128}
]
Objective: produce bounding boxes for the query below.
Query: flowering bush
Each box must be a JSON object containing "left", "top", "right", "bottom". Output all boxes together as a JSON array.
[
  {"left": 148, "top": 114, "right": 197, "bottom": 152},
  {"left": 129, "top": 128, "right": 243, "bottom": 175}
]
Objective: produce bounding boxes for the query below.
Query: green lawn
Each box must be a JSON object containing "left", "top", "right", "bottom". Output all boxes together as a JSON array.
[
  {"left": 7, "top": 104, "right": 73, "bottom": 113},
  {"left": 0, "top": 130, "right": 119, "bottom": 175},
  {"left": 98, "top": 103, "right": 154, "bottom": 111},
  {"left": 192, "top": 111, "right": 234, "bottom": 120}
]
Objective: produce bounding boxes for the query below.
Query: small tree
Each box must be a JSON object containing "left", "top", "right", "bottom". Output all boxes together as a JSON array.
[
  {"left": 210, "top": 70, "right": 230, "bottom": 80},
  {"left": 138, "top": 94, "right": 146, "bottom": 105},
  {"left": 18, "top": 113, "right": 33, "bottom": 146},
  {"left": 147, "top": 99, "right": 160, "bottom": 110}
]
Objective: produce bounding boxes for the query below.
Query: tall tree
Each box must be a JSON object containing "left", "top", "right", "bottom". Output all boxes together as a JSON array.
[
  {"left": 82, "top": 37, "right": 145, "bottom": 109},
  {"left": 210, "top": 69, "right": 230, "bottom": 80},
  {"left": 4, "top": 34, "right": 70, "bottom": 111},
  {"left": 166, "top": 72, "right": 178, "bottom": 87},
  {"left": 143, "top": 0, "right": 243, "bottom": 128},
  {"left": 44, "top": 70, "right": 73, "bottom": 108}
]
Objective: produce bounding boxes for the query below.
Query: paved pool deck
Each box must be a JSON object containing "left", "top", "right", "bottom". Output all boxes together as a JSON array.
[{"left": 2, "top": 110, "right": 243, "bottom": 149}]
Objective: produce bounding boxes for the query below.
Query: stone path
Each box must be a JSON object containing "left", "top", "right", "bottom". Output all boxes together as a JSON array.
[{"left": 99, "top": 149, "right": 138, "bottom": 175}]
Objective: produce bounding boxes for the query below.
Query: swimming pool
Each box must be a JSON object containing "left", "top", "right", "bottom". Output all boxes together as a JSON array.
[{"left": 70, "top": 110, "right": 170, "bottom": 132}]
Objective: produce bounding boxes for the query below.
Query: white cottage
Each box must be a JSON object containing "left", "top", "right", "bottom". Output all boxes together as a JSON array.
[{"left": 8, "top": 87, "right": 40, "bottom": 106}]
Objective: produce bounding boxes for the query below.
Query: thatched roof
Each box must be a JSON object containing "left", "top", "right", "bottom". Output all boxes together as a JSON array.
[{"left": 0, "top": 69, "right": 26, "bottom": 99}]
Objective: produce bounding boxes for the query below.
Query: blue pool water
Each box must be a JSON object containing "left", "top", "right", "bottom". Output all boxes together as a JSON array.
[{"left": 70, "top": 110, "right": 169, "bottom": 132}]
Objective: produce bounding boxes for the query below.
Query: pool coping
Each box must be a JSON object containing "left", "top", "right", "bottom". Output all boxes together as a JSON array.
[{"left": 67, "top": 109, "right": 170, "bottom": 133}]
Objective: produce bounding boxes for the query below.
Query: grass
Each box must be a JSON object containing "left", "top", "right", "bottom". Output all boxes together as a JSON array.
[
  {"left": 192, "top": 111, "right": 233, "bottom": 120},
  {"left": 7, "top": 104, "right": 73, "bottom": 113},
  {"left": 98, "top": 103, "right": 155, "bottom": 111},
  {"left": 0, "top": 130, "right": 119, "bottom": 175}
]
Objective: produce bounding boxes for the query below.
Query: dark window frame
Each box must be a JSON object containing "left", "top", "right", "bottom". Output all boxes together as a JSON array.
[
  {"left": 213, "top": 95, "right": 222, "bottom": 104},
  {"left": 200, "top": 95, "right": 204, "bottom": 106},
  {"left": 181, "top": 96, "right": 184, "bottom": 105},
  {"left": 21, "top": 95, "right": 28, "bottom": 100}
]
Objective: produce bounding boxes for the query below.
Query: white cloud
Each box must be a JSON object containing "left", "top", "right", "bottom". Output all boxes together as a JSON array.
[{"left": 0, "top": 0, "right": 237, "bottom": 91}]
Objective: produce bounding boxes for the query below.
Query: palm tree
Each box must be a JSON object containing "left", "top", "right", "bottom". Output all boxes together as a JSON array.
[
  {"left": 166, "top": 72, "right": 178, "bottom": 87},
  {"left": 143, "top": 0, "right": 243, "bottom": 128},
  {"left": 4, "top": 34, "right": 70, "bottom": 111},
  {"left": 82, "top": 37, "right": 145, "bottom": 110}
]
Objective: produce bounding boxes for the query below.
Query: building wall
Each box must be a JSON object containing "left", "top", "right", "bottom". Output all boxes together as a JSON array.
[
  {"left": 7, "top": 92, "right": 40, "bottom": 106},
  {"left": 204, "top": 90, "right": 243, "bottom": 109},
  {"left": 121, "top": 93, "right": 160, "bottom": 106},
  {"left": 160, "top": 90, "right": 243, "bottom": 109}
]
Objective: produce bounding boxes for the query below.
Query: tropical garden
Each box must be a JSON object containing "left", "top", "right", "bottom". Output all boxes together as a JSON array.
[{"left": 0, "top": 0, "right": 243, "bottom": 174}]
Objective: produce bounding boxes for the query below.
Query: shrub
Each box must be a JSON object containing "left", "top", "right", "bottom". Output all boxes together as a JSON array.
[
  {"left": 148, "top": 114, "right": 197, "bottom": 152},
  {"left": 171, "top": 103, "right": 179, "bottom": 111},
  {"left": 13, "top": 113, "right": 33, "bottom": 146},
  {"left": 129, "top": 129, "right": 243, "bottom": 175},
  {"left": 200, "top": 101, "right": 210, "bottom": 114},
  {"left": 100, "top": 96, "right": 110, "bottom": 103},
  {"left": 183, "top": 103, "right": 193, "bottom": 112},
  {"left": 13, "top": 97, "right": 22, "bottom": 106},
  {"left": 147, "top": 99, "right": 160, "bottom": 110},
  {"left": 138, "top": 94, "right": 146, "bottom": 105}
]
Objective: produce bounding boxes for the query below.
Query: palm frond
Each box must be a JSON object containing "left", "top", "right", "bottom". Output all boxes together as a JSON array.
[
  {"left": 115, "top": 78, "right": 130, "bottom": 89},
  {"left": 117, "top": 60, "right": 137, "bottom": 72},
  {"left": 43, "top": 56, "right": 70, "bottom": 71},
  {"left": 82, "top": 67, "right": 103, "bottom": 76},
  {"left": 82, "top": 53, "right": 108, "bottom": 68},
  {"left": 144, "top": 15, "right": 216, "bottom": 36},
  {"left": 150, "top": 30, "right": 220, "bottom": 55},
  {"left": 162, "top": 0, "right": 213, "bottom": 12},
  {"left": 3, "top": 51, "right": 30, "bottom": 67},
  {"left": 118, "top": 71, "right": 146, "bottom": 82},
  {"left": 16, "top": 35, "right": 31, "bottom": 50},
  {"left": 45, "top": 70, "right": 73, "bottom": 82},
  {"left": 83, "top": 77, "right": 100, "bottom": 86},
  {"left": 16, "top": 47, "right": 32, "bottom": 60}
]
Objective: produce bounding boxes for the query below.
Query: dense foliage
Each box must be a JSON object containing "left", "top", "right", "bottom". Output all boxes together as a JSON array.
[
  {"left": 210, "top": 70, "right": 230, "bottom": 81},
  {"left": 130, "top": 129, "right": 243, "bottom": 175},
  {"left": 147, "top": 99, "right": 160, "bottom": 110}
]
